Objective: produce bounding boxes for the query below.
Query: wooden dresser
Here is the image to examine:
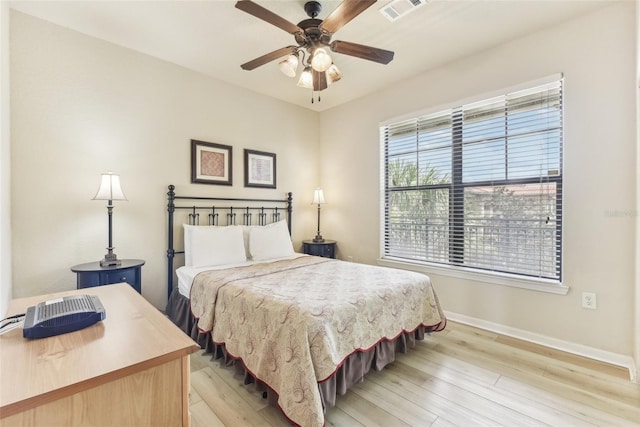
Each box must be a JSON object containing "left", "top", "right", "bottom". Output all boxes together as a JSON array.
[{"left": 0, "top": 283, "right": 200, "bottom": 426}]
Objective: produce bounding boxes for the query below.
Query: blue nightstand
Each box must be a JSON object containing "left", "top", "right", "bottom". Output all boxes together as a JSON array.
[
  {"left": 71, "top": 259, "right": 145, "bottom": 294},
  {"left": 302, "top": 240, "right": 336, "bottom": 259}
]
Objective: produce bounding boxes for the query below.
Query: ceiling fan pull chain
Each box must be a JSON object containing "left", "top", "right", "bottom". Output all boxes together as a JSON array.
[{"left": 311, "top": 90, "right": 314, "bottom": 104}]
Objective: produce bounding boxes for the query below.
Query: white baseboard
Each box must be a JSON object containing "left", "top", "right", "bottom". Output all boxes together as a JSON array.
[{"left": 444, "top": 310, "right": 638, "bottom": 383}]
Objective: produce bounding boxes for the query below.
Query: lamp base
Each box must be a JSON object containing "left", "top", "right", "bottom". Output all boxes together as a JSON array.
[
  {"left": 313, "top": 234, "right": 325, "bottom": 243},
  {"left": 100, "top": 252, "right": 121, "bottom": 267}
]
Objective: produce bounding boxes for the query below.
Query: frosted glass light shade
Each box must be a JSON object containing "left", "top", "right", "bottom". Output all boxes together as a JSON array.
[
  {"left": 312, "top": 188, "right": 326, "bottom": 204},
  {"left": 297, "top": 66, "right": 313, "bottom": 89},
  {"left": 326, "top": 64, "right": 342, "bottom": 85},
  {"left": 278, "top": 54, "right": 299, "bottom": 77},
  {"left": 311, "top": 48, "right": 332, "bottom": 72},
  {"left": 93, "top": 172, "right": 127, "bottom": 201}
]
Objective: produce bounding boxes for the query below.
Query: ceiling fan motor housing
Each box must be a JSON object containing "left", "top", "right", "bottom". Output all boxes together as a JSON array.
[{"left": 296, "top": 19, "right": 331, "bottom": 46}]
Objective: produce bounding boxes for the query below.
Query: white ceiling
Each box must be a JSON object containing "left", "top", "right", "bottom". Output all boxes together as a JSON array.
[{"left": 9, "top": 0, "right": 611, "bottom": 112}]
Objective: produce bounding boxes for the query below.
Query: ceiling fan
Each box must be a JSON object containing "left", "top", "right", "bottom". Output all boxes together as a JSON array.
[{"left": 235, "top": 0, "right": 394, "bottom": 93}]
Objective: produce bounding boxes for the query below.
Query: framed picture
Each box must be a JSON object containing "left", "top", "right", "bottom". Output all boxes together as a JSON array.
[
  {"left": 244, "top": 149, "right": 276, "bottom": 189},
  {"left": 191, "top": 140, "right": 232, "bottom": 186}
]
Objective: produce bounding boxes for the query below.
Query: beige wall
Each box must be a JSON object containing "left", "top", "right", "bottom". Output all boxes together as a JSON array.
[
  {"left": 6, "top": 3, "right": 639, "bottom": 372},
  {"left": 1, "top": 1, "right": 11, "bottom": 317},
  {"left": 320, "top": 2, "right": 637, "bottom": 358},
  {"left": 9, "top": 11, "right": 320, "bottom": 310}
]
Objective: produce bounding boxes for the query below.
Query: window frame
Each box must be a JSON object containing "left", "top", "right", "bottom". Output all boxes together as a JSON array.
[{"left": 379, "top": 75, "right": 567, "bottom": 293}]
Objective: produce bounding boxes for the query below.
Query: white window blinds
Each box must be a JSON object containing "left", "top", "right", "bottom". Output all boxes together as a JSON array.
[{"left": 381, "top": 79, "right": 563, "bottom": 281}]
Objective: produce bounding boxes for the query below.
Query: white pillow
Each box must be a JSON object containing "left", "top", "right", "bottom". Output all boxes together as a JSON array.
[
  {"left": 235, "top": 225, "right": 252, "bottom": 260},
  {"left": 249, "top": 220, "right": 294, "bottom": 261},
  {"left": 183, "top": 224, "right": 195, "bottom": 267},
  {"left": 183, "top": 225, "right": 246, "bottom": 267}
]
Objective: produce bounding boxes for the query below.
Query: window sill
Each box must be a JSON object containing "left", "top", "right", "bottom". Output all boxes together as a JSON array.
[{"left": 376, "top": 257, "right": 570, "bottom": 295}]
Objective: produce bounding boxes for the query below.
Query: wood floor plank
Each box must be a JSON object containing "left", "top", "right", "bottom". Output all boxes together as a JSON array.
[
  {"left": 189, "top": 349, "right": 211, "bottom": 372},
  {"left": 367, "top": 367, "right": 502, "bottom": 426},
  {"left": 445, "top": 320, "right": 500, "bottom": 340},
  {"left": 541, "top": 361, "right": 640, "bottom": 407},
  {"left": 411, "top": 340, "right": 502, "bottom": 385},
  {"left": 427, "top": 328, "right": 640, "bottom": 423},
  {"left": 189, "top": 400, "right": 226, "bottom": 427},
  {"left": 395, "top": 350, "right": 597, "bottom": 427},
  {"left": 425, "top": 332, "right": 548, "bottom": 384},
  {"left": 324, "top": 406, "right": 365, "bottom": 427},
  {"left": 189, "top": 384, "right": 203, "bottom": 406},
  {"left": 496, "top": 375, "right": 639, "bottom": 427},
  {"left": 430, "top": 416, "right": 460, "bottom": 427},
  {"left": 385, "top": 360, "right": 544, "bottom": 426},
  {"left": 199, "top": 356, "right": 271, "bottom": 412},
  {"left": 349, "top": 369, "right": 439, "bottom": 425},
  {"left": 495, "top": 334, "right": 630, "bottom": 380},
  {"left": 334, "top": 388, "right": 411, "bottom": 427},
  {"left": 430, "top": 329, "right": 548, "bottom": 377},
  {"left": 191, "top": 367, "right": 277, "bottom": 427},
  {"left": 188, "top": 321, "right": 640, "bottom": 426},
  {"left": 255, "top": 405, "right": 291, "bottom": 426}
]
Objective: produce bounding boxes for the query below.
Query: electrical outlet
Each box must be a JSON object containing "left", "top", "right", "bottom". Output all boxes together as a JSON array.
[
  {"left": 582, "top": 292, "right": 597, "bottom": 310},
  {"left": 347, "top": 256, "right": 353, "bottom": 262}
]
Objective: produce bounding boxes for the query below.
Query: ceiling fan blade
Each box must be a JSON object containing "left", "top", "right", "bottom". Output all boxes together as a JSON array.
[
  {"left": 312, "top": 69, "right": 328, "bottom": 91},
  {"left": 330, "top": 40, "right": 394, "bottom": 64},
  {"left": 241, "top": 46, "right": 297, "bottom": 70},
  {"left": 319, "top": 0, "right": 376, "bottom": 34},
  {"left": 235, "top": 0, "right": 303, "bottom": 35}
]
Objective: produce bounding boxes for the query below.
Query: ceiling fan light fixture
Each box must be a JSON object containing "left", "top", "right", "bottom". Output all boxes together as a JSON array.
[
  {"left": 236, "top": 0, "right": 395, "bottom": 100},
  {"left": 278, "top": 54, "right": 299, "bottom": 77},
  {"left": 297, "top": 66, "right": 314, "bottom": 89},
  {"left": 311, "top": 48, "right": 332, "bottom": 72},
  {"left": 326, "top": 63, "right": 342, "bottom": 85}
]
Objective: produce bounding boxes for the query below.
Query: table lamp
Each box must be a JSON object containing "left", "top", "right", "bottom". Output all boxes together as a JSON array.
[
  {"left": 312, "top": 188, "right": 326, "bottom": 242},
  {"left": 93, "top": 172, "right": 127, "bottom": 267}
]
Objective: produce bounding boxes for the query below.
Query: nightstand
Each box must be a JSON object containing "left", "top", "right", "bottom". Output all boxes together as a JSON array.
[
  {"left": 71, "top": 259, "right": 145, "bottom": 293},
  {"left": 302, "top": 240, "right": 336, "bottom": 259}
]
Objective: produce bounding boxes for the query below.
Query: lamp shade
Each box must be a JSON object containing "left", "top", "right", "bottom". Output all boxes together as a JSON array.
[
  {"left": 311, "top": 48, "right": 332, "bottom": 72},
  {"left": 93, "top": 172, "right": 127, "bottom": 201},
  {"left": 278, "top": 54, "right": 299, "bottom": 77},
  {"left": 326, "top": 63, "right": 342, "bottom": 85},
  {"left": 312, "top": 188, "right": 326, "bottom": 205},
  {"left": 297, "top": 66, "right": 313, "bottom": 89}
]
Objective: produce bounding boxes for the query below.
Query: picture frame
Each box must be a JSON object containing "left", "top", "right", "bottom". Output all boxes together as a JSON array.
[
  {"left": 244, "top": 149, "right": 276, "bottom": 189},
  {"left": 191, "top": 140, "right": 232, "bottom": 186}
]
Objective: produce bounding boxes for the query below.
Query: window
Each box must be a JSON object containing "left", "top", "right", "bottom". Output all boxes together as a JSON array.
[{"left": 381, "top": 79, "right": 563, "bottom": 282}]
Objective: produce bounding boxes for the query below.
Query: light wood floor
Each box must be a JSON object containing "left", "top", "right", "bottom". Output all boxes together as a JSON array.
[{"left": 188, "top": 321, "right": 640, "bottom": 426}]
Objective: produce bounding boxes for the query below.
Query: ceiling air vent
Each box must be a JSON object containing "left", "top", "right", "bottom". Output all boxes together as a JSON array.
[{"left": 379, "top": 0, "right": 427, "bottom": 22}]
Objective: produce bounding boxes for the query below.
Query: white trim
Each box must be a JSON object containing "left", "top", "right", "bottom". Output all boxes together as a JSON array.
[
  {"left": 379, "top": 126, "right": 387, "bottom": 261},
  {"left": 378, "top": 257, "right": 570, "bottom": 295},
  {"left": 445, "top": 310, "right": 637, "bottom": 382}
]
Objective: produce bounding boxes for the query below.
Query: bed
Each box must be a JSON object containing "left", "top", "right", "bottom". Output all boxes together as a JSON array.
[{"left": 164, "top": 185, "right": 446, "bottom": 427}]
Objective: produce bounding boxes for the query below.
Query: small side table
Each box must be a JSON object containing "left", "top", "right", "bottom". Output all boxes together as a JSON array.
[
  {"left": 302, "top": 240, "right": 336, "bottom": 259},
  {"left": 71, "top": 259, "right": 145, "bottom": 294}
]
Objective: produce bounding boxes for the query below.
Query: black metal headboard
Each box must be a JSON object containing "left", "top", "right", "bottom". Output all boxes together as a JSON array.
[{"left": 166, "top": 184, "right": 293, "bottom": 299}]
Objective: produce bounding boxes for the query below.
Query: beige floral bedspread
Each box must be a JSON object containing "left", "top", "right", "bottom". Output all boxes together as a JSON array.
[{"left": 190, "top": 256, "right": 445, "bottom": 427}]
